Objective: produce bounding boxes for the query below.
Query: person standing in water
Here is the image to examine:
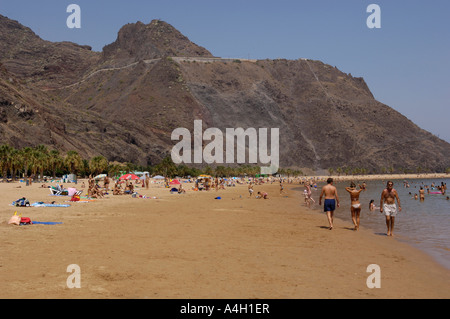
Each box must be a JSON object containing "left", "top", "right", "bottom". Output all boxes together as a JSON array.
[
  {"left": 380, "top": 181, "right": 402, "bottom": 237},
  {"left": 345, "top": 182, "right": 363, "bottom": 231}
]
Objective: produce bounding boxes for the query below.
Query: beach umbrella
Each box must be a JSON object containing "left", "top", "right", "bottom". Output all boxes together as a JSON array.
[
  {"left": 94, "top": 174, "right": 107, "bottom": 180},
  {"left": 169, "top": 179, "right": 181, "bottom": 185},
  {"left": 119, "top": 173, "right": 140, "bottom": 180},
  {"left": 153, "top": 175, "right": 165, "bottom": 180}
]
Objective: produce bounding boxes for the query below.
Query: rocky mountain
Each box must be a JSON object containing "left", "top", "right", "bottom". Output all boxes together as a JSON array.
[
  {"left": 101, "top": 20, "right": 213, "bottom": 65},
  {"left": 0, "top": 14, "right": 449, "bottom": 173}
]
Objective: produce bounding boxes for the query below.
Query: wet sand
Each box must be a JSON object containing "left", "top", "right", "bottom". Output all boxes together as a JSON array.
[{"left": 0, "top": 178, "right": 449, "bottom": 299}]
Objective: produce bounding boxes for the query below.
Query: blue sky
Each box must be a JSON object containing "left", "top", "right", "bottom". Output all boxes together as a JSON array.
[{"left": 1, "top": 0, "right": 449, "bottom": 142}]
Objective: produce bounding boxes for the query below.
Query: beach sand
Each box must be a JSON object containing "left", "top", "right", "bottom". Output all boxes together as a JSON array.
[{"left": 0, "top": 177, "right": 449, "bottom": 299}]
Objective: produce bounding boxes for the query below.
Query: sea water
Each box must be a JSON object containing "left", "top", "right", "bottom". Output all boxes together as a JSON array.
[{"left": 304, "top": 178, "right": 450, "bottom": 269}]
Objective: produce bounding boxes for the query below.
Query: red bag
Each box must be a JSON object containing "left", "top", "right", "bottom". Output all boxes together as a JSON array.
[{"left": 20, "top": 217, "right": 32, "bottom": 225}]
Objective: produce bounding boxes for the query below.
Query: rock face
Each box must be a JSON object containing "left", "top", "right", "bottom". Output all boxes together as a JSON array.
[
  {"left": 0, "top": 15, "right": 449, "bottom": 172},
  {"left": 102, "top": 20, "right": 213, "bottom": 64}
]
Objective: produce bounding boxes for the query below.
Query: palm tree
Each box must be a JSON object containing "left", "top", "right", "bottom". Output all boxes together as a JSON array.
[
  {"left": 89, "top": 155, "right": 109, "bottom": 176},
  {"left": 214, "top": 165, "right": 226, "bottom": 177},
  {"left": 108, "top": 162, "right": 125, "bottom": 179},
  {"left": 20, "top": 147, "right": 33, "bottom": 178},
  {"left": 158, "top": 156, "right": 177, "bottom": 177},
  {"left": 0, "top": 144, "right": 13, "bottom": 178},
  {"left": 286, "top": 168, "right": 293, "bottom": 178},
  {"left": 203, "top": 165, "right": 213, "bottom": 176},
  {"left": 225, "top": 166, "right": 235, "bottom": 178},
  {"left": 33, "top": 145, "right": 49, "bottom": 180},
  {"left": 48, "top": 149, "right": 63, "bottom": 179},
  {"left": 9, "top": 147, "right": 22, "bottom": 180},
  {"left": 64, "top": 150, "right": 83, "bottom": 176}
]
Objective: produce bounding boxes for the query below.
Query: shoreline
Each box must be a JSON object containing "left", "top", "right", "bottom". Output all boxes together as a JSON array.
[
  {"left": 298, "top": 173, "right": 449, "bottom": 182},
  {"left": 0, "top": 179, "right": 449, "bottom": 298}
]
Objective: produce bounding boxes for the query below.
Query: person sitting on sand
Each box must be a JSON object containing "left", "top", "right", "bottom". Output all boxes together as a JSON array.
[
  {"left": 345, "top": 182, "right": 363, "bottom": 231},
  {"left": 113, "top": 182, "right": 123, "bottom": 195},
  {"left": 257, "top": 191, "right": 268, "bottom": 199}
]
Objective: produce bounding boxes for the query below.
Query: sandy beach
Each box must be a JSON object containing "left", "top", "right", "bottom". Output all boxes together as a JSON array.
[{"left": 1, "top": 176, "right": 449, "bottom": 299}]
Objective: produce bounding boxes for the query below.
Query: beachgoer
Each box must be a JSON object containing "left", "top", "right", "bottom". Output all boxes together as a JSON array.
[
  {"left": 319, "top": 178, "right": 340, "bottom": 230},
  {"left": 103, "top": 176, "right": 110, "bottom": 191},
  {"left": 248, "top": 182, "right": 254, "bottom": 198},
  {"left": 303, "top": 189, "right": 309, "bottom": 205},
  {"left": 305, "top": 184, "right": 315, "bottom": 207},
  {"left": 345, "top": 182, "right": 363, "bottom": 230},
  {"left": 145, "top": 174, "right": 149, "bottom": 190},
  {"left": 419, "top": 187, "right": 425, "bottom": 201},
  {"left": 257, "top": 191, "right": 268, "bottom": 199},
  {"left": 369, "top": 199, "right": 379, "bottom": 211},
  {"left": 380, "top": 181, "right": 402, "bottom": 237},
  {"left": 280, "top": 181, "right": 285, "bottom": 195},
  {"left": 359, "top": 182, "right": 367, "bottom": 191}
]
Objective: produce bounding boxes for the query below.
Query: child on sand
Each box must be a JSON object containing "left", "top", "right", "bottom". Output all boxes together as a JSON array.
[{"left": 257, "top": 191, "right": 268, "bottom": 199}]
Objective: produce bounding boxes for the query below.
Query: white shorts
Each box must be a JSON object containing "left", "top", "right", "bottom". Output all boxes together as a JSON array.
[{"left": 383, "top": 204, "right": 397, "bottom": 217}]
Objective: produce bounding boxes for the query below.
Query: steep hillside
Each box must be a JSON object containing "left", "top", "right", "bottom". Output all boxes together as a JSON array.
[{"left": 0, "top": 15, "right": 449, "bottom": 172}]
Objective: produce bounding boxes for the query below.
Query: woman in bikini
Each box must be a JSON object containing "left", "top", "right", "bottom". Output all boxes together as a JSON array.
[{"left": 345, "top": 182, "right": 364, "bottom": 231}]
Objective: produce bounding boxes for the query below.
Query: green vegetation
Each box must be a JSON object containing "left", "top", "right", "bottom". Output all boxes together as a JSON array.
[{"left": 0, "top": 144, "right": 302, "bottom": 180}]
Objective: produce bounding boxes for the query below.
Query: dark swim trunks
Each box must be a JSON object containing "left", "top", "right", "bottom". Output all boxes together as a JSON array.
[{"left": 324, "top": 199, "right": 336, "bottom": 212}]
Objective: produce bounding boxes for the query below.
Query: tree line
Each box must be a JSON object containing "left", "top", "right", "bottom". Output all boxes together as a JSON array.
[{"left": 0, "top": 144, "right": 306, "bottom": 180}]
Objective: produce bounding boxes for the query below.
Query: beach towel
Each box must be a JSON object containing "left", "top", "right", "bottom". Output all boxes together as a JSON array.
[
  {"left": 31, "top": 202, "right": 71, "bottom": 207},
  {"left": 31, "top": 221, "right": 63, "bottom": 225}
]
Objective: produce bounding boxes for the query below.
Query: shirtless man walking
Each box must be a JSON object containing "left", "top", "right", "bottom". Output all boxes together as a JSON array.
[
  {"left": 380, "top": 181, "right": 402, "bottom": 236},
  {"left": 319, "top": 178, "right": 340, "bottom": 230},
  {"left": 345, "top": 182, "right": 363, "bottom": 231}
]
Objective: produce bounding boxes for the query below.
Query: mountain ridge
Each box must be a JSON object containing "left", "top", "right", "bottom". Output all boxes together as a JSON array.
[{"left": 0, "top": 15, "right": 449, "bottom": 172}]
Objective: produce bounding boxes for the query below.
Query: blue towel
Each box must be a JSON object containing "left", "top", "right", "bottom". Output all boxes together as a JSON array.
[
  {"left": 32, "top": 221, "right": 63, "bottom": 225},
  {"left": 31, "top": 202, "right": 70, "bottom": 207}
]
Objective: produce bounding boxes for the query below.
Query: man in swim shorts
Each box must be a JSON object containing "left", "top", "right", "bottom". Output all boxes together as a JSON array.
[
  {"left": 319, "top": 178, "right": 340, "bottom": 230},
  {"left": 380, "top": 181, "right": 402, "bottom": 236}
]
